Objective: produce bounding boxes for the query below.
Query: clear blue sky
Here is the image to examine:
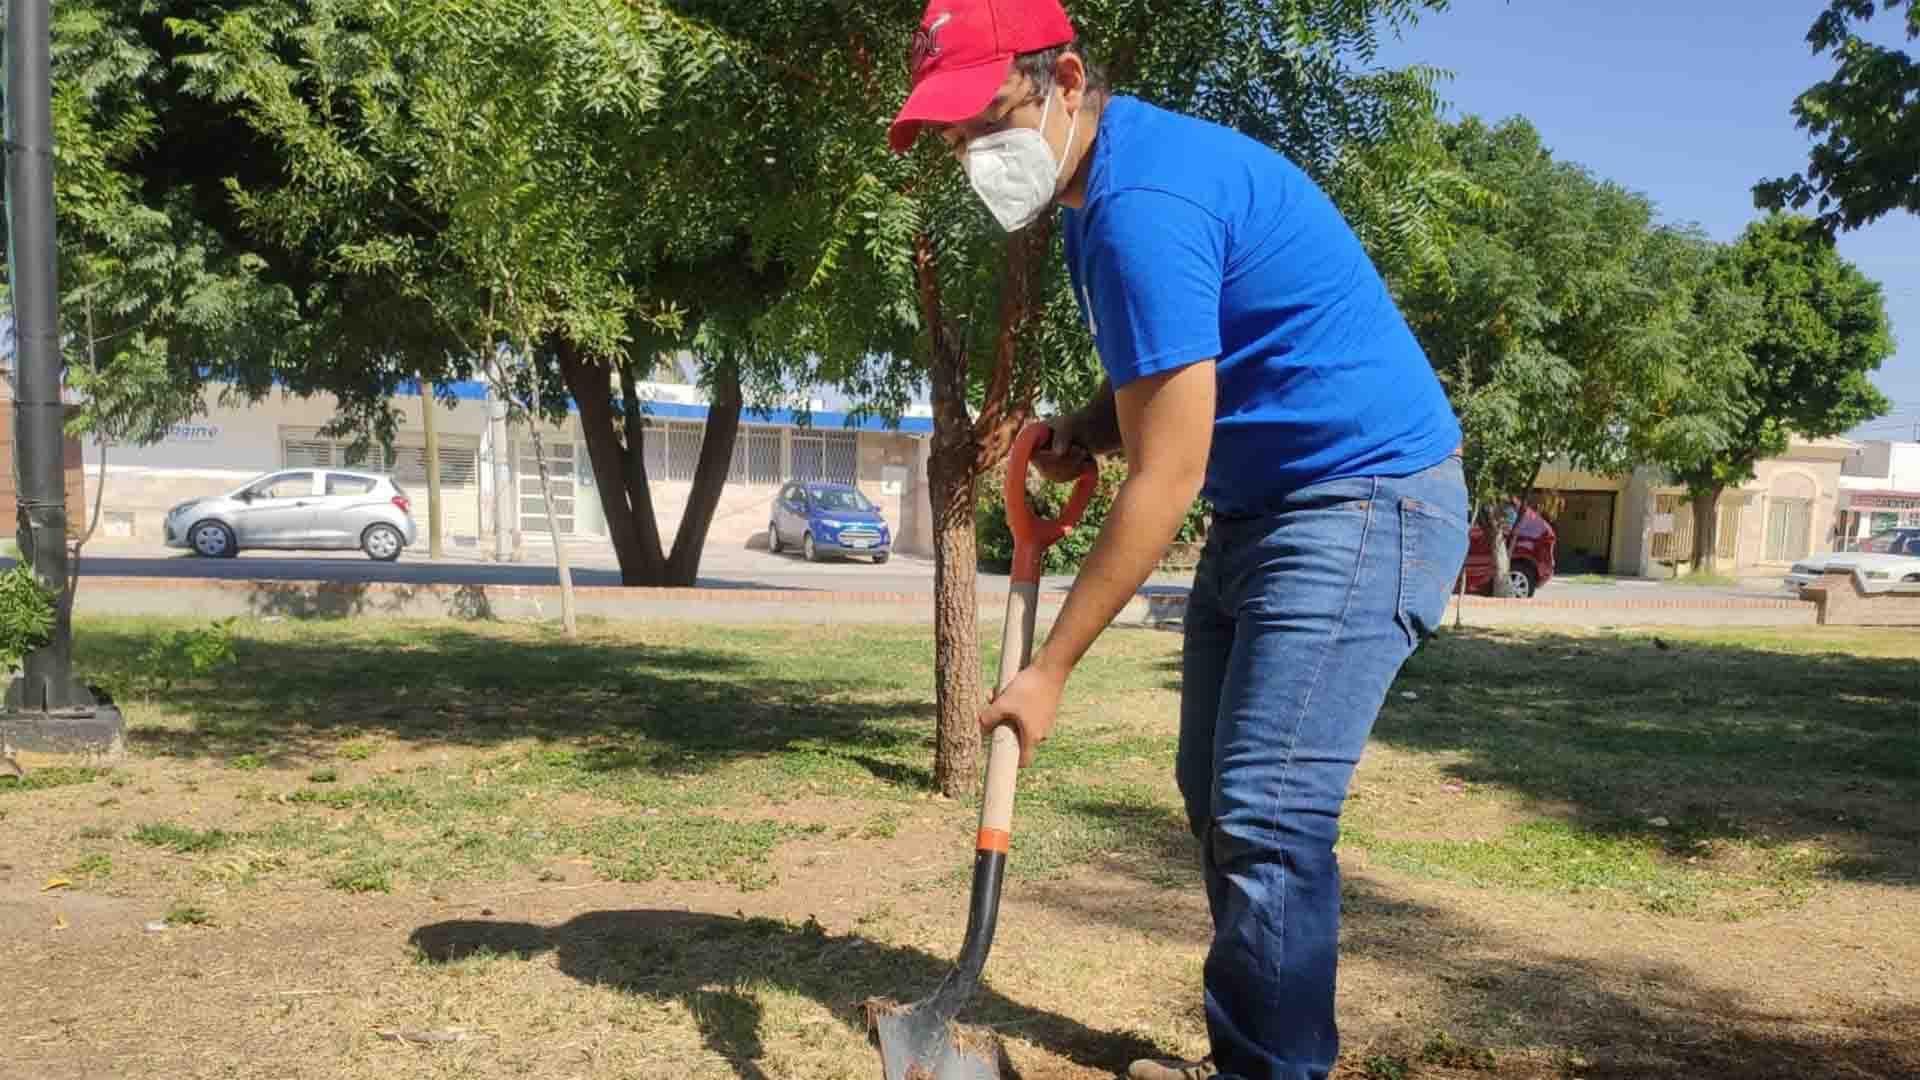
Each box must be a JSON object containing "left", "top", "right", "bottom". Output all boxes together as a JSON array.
[{"left": 1374, "top": 0, "right": 1920, "bottom": 443}]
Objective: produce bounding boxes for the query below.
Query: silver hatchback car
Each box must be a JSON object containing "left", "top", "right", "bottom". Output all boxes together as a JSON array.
[{"left": 164, "top": 469, "right": 419, "bottom": 561}]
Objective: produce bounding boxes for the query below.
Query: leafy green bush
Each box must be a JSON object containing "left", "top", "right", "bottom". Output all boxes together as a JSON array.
[
  {"left": 0, "top": 562, "right": 56, "bottom": 672},
  {"left": 976, "top": 459, "right": 1209, "bottom": 575}
]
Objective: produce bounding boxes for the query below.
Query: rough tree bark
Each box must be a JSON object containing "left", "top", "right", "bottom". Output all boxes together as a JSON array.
[
  {"left": 917, "top": 222, "right": 1052, "bottom": 798},
  {"left": 1488, "top": 509, "right": 1516, "bottom": 598},
  {"left": 557, "top": 344, "right": 743, "bottom": 587},
  {"left": 1689, "top": 485, "right": 1724, "bottom": 574},
  {"left": 927, "top": 351, "right": 984, "bottom": 797},
  {"left": 664, "top": 360, "right": 742, "bottom": 585}
]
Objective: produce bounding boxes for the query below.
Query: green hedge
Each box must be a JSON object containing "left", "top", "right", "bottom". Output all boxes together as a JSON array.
[{"left": 976, "top": 459, "right": 1209, "bottom": 575}]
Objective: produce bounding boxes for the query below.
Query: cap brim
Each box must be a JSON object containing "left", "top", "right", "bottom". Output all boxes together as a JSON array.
[{"left": 887, "top": 54, "right": 1014, "bottom": 153}]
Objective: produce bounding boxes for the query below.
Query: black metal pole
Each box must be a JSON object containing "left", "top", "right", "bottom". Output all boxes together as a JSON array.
[{"left": 5, "top": 0, "right": 80, "bottom": 711}]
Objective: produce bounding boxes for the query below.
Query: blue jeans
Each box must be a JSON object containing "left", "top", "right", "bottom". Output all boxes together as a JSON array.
[{"left": 1177, "top": 455, "right": 1468, "bottom": 1080}]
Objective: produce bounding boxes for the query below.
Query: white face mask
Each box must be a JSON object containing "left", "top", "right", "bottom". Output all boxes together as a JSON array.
[{"left": 964, "top": 87, "right": 1079, "bottom": 232}]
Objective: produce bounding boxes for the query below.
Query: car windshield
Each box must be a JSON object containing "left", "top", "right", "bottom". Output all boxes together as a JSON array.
[
  {"left": 245, "top": 473, "right": 311, "bottom": 500},
  {"left": 812, "top": 488, "right": 874, "bottom": 512},
  {"left": 1867, "top": 530, "right": 1920, "bottom": 553}
]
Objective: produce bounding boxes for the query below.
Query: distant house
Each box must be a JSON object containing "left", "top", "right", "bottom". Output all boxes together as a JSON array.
[
  {"left": 86, "top": 375, "right": 941, "bottom": 557},
  {"left": 1837, "top": 441, "right": 1920, "bottom": 548},
  {"left": 1530, "top": 437, "right": 1860, "bottom": 577}
]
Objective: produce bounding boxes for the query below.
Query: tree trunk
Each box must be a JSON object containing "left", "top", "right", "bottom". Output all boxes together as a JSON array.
[
  {"left": 914, "top": 221, "right": 1053, "bottom": 798},
  {"left": 1689, "top": 486, "right": 1723, "bottom": 574},
  {"left": 421, "top": 377, "right": 444, "bottom": 560},
  {"left": 663, "top": 359, "right": 742, "bottom": 586},
  {"left": 1488, "top": 512, "right": 1516, "bottom": 598},
  {"left": 558, "top": 345, "right": 665, "bottom": 583},
  {"left": 516, "top": 349, "right": 577, "bottom": 638},
  {"left": 928, "top": 347, "right": 982, "bottom": 798},
  {"left": 558, "top": 345, "right": 743, "bottom": 587}
]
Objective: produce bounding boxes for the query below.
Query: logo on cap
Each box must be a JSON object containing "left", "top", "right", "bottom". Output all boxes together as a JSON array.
[{"left": 911, "top": 13, "right": 953, "bottom": 77}]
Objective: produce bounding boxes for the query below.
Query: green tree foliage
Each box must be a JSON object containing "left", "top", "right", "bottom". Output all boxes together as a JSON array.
[
  {"left": 168, "top": 0, "right": 796, "bottom": 585},
  {"left": 1399, "top": 118, "right": 1754, "bottom": 592},
  {"left": 1756, "top": 0, "right": 1920, "bottom": 232},
  {"left": 2, "top": 1, "right": 295, "bottom": 452},
  {"left": 1674, "top": 214, "right": 1894, "bottom": 570},
  {"left": 25, "top": 0, "right": 1492, "bottom": 793}
]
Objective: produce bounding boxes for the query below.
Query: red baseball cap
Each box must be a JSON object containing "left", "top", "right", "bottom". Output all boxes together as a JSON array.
[{"left": 888, "top": 0, "right": 1076, "bottom": 153}]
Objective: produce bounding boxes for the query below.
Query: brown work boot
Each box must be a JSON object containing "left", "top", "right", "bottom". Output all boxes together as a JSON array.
[{"left": 1126, "top": 1055, "right": 1217, "bottom": 1080}]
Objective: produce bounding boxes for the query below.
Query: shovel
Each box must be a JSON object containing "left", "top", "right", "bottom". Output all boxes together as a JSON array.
[{"left": 868, "top": 422, "right": 1098, "bottom": 1080}]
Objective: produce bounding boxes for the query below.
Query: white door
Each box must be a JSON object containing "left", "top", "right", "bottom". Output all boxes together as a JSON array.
[
  {"left": 517, "top": 439, "right": 576, "bottom": 535},
  {"left": 1765, "top": 498, "right": 1812, "bottom": 563}
]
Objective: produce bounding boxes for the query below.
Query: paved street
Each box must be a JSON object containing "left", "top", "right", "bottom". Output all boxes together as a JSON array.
[
  {"left": 59, "top": 540, "right": 1103, "bottom": 596},
  {"left": 53, "top": 539, "right": 1795, "bottom": 604}
]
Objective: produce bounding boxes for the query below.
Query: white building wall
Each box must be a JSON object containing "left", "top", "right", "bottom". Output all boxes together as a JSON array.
[{"left": 88, "top": 385, "right": 934, "bottom": 556}]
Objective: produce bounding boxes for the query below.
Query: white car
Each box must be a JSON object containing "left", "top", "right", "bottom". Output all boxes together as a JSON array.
[
  {"left": 1785, "top": 552, "right": 1920, "bottom": 592},
  {"left": 164, "top": 469, "right": 419, "bottom": 561}
]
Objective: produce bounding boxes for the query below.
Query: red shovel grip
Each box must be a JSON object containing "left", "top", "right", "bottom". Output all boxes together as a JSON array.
[{"left": 1005, "top": 422, "right": 1097, "bottom": 584}]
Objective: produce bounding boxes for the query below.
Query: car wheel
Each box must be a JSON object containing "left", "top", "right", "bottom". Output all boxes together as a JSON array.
[
  {"left": 802, "top": 532, "right": 819, "bottom": 563},
  {"left": 190, "top": 521, "right": 236, "bottom": 559},
  {"left": 362, "top": 524, "right": 404, "bottom": 562},
  {"left": 873, "top": 552, "right": 889, "bottom": 565},
  {"left": 768, "top": 521, "right": 782, "bottom": 554},
  {"left": 1509, "top": 563, "right": 1538, "bottom": 599}
]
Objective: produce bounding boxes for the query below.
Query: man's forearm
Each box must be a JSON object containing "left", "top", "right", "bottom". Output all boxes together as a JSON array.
[
  {"left": 1030, "top": 468, "right": 1200, "bottom": 682},
  {"left": 1075, "top": 378, "right": 1123, "bottom": 455}
]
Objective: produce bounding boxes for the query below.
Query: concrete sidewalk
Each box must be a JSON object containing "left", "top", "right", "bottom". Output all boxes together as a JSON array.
[{"left": 68, "top": 572, "right": 1816, "bottom": 629}]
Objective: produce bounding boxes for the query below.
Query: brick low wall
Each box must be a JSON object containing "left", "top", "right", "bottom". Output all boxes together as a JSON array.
[{"left": 1801, "top": 570, "right": 1920, "bottom": 627}]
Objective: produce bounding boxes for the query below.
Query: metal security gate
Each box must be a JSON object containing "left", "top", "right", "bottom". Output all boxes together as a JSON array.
[
  {"left": 790, "top": 430, "right": 857, "bottom": 483},
  {"left": 732, "top": 427, "right": 782, "bottom": 485},
  {"left": 1716, "top": 501, "right": 1742, "bottom": 562},
  {"left": 517, "top": 439, "right": 576, "bottom": 535},
  {"left": 282, "top": 429, "right": 481, "bottom": 539},
  {"left": 1765, "top": 498, "right": 1811, "bottom": 563},
  {"left": 1651, "top": 493, "right": 1693, "bottom": 564}
]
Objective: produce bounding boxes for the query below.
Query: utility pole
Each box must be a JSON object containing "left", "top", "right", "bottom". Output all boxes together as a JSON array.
[
  {"left": 420, "top": 377, "right": 443, "bottom": 560},
  {"left": 2, "top": 0, "right": 123, "bottom": 761},
  {"left": 488, "top": 378, "right": 513, "bottom": 562}
]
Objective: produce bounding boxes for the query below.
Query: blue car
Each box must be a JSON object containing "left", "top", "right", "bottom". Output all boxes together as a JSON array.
[{"left": 769, "top": 481, "right": 892, "bottom": 564}]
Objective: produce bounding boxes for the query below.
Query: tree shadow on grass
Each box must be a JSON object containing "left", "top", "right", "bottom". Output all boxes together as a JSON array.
[
  {"left": 73, "top": 623, "right": 939, "bottom": 789},
  {"left": 1013, "top": 858, "right": 1919, "bottom": 1078},
  {"left": 1377, "top": 627, "right": 1920, "bottom": 888},
  {"left": 409, "top": 909, "right": 1165, "bottom": 1080},
  {"left": 1140, "top": 626, "right": 1919, "bottom": 888},
  {"left": 1332, "top": 875, "right": 1920, "bottom": 1079}
]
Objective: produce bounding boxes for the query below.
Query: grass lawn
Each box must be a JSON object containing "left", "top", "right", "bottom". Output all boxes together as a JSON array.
[{"left": 2, "top": 616, "right": 1915, "bottom": 1079}]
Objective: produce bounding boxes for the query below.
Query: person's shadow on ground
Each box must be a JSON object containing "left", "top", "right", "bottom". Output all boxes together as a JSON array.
[{"left": 410, "top": 909, "right": 1167, "bottom": 1079}]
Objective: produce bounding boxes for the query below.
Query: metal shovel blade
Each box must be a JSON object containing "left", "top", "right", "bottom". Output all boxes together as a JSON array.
[
  {"left": 866, "top": 843, "right": 1014, "bottom": 1080},
  {"left": 867, "top": 990, "right": 1005, "bottom": 1080}
]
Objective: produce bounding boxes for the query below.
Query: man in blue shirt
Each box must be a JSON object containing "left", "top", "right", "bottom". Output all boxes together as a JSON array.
[{"left": 890, "top": 3, "right": 1470, "bottom": 1078}]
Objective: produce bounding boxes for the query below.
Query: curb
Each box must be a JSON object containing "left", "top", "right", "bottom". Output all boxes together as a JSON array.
[{"left": 65, "top": 575, "right": 1819, "bottom": 628}]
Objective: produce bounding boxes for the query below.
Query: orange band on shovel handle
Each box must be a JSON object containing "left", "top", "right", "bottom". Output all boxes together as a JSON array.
[
  {"left": 975, "top": 827, "right": 1010, "bottom": 854},
  {"left": 1005, "top": 423, "right": 1097, "bottom": 585}
]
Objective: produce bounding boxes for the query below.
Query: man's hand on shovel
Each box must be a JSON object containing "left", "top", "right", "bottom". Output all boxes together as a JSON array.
[
  {"left": 1032, "top": 414, "right": 1097, "bottom": 484},
  {"left": 979, "top": 663, "right": 1065, "bottom": 768}
]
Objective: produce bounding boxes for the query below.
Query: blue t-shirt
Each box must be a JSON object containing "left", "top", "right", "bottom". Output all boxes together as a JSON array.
[{"left": 1062, "top": 96, "right": 1461, "bottom": 515}]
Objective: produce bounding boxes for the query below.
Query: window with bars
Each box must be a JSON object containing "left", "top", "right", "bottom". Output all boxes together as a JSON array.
[
  {"left": 792, "top": 430, "right": 857, "bottom": 483},
  {"left": 639, "top": 421, "right": 788, "bottom": 485},
  {"left": 283, "top": 439, "right": 337, "bottom": 469},
  {"left": 281, "top": 430, "right": 478, "bottom": 487}
]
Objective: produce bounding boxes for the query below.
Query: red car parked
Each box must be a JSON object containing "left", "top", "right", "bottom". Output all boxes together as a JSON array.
[{"left": 1460, "top": 505, "right": 1557, "bottom": 599}]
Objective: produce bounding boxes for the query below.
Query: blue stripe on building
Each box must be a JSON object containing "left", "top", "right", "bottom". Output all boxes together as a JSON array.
[{"left": 390, "top": 379, "right": 934, "bottom": 435}]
